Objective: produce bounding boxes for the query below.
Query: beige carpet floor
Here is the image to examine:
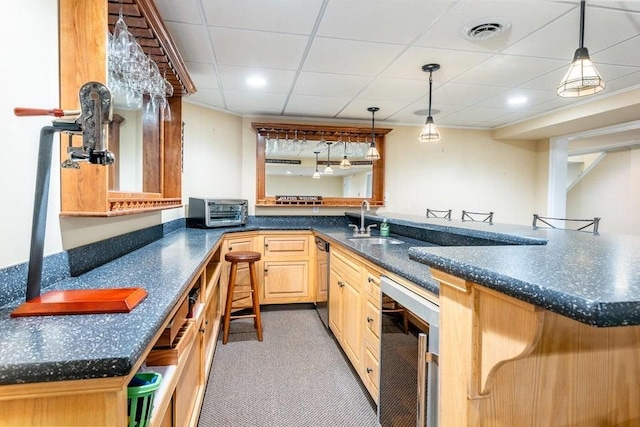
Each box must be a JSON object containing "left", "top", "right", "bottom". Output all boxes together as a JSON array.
[{"left": 197, "top": 307, "right": 379, "bottom": 427}]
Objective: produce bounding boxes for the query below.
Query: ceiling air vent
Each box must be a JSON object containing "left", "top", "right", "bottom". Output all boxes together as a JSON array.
[{"left": 461, "top": 18, "right": 511, "bottom": 41}]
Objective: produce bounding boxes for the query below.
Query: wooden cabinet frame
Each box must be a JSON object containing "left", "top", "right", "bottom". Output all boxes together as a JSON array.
[
  {"left": 59, "top": 0, "right": 195, "bottom": 216},
  {"left": 252, "top": 122, "right": 392, "bottom": 207}
]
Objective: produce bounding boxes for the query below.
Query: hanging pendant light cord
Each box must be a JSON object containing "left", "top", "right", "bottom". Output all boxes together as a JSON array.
[
  {"left": 428, "top": 72, "right": 433, "bottom": 119},
  {"left": 371, "top": 110, "right": 375, "bottom": 143},
  {"left": 579, "top": 0, "right": 585, "bottom": 48}
]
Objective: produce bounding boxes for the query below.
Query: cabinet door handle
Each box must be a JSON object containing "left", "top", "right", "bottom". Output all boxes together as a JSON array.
[
  {"left": 199, "top": 327, "right": 206, "bottom": 333},
  {"left": 367, "top": 316, "right": 374, "bottom": 323},
  {"left": 338, "top": 280, "right": 345, "bottom": 288},
  {"left": 264, "top": 267, "right": 268, "bottom": 273},
  {"left": 366, "top": 367, "right": 373, "bottom": 374},
  {"left": 229, "top": 246, "right": 233, "bottom": 251},
  {"left": 368, "top": 276, "right": 374, "bottom": 283},
  {"left": 264, "top": 242, "right": 269, "bottom": 248}
]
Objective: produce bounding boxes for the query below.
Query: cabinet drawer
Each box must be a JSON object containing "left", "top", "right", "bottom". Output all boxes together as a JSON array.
[
  {"left": 363, "top": 345, "right": 380, "bottom": 398},
  {"left": 364, "top": 273, "right": 381, "bottom": 307},
  {"left": 365, "top": 299, "right": 380, "bottom": 340},
  {"left": 263, "top": 235, "right": 309, "bottom": 256},
  {"left": 330, "top": 248, "right": 362, "bottom": 284}
]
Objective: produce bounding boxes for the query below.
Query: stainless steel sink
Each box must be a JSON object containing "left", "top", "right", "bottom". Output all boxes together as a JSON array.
[{"left": 347, "top": 237, "right": 404, "bottom": 245}]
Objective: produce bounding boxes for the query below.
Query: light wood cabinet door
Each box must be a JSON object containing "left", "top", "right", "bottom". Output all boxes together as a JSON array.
[
  {"left": 329, "top": 267, "right": 344, "bottom": 342},
  {"left": 263, "top": 260, "right": 310, "bottom": 303},
  {"left": 221, "top": 235, "right": 256, "bottom": 309},
  {"left": 259, "top": 233, "right": 313, "bottom": 304},
  {"left": 342, "top": 277, "right": 362, "bottom": 371}
]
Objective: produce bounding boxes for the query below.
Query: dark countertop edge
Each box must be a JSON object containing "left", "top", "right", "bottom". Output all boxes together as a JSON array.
[{"left": 407, "top": 250, "right": 632, "bottom": 327}]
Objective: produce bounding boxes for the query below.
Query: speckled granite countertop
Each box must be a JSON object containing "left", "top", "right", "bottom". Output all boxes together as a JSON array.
[
  {"left": 368, "top": 212, "right": 640, "bottom": 328},
  {"left": 1, "top": 213, "right": 639, "bottom": 386}
]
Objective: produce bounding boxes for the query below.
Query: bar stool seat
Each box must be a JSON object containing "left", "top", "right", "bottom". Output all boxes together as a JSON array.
[{"left": 222, "top": 251, "right": 263, "bottom": 344}]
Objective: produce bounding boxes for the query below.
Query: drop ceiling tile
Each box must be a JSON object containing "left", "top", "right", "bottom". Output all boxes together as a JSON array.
[
  {"left": 165, "top": 22, "right": 214, "bottom": 63},
  {"left": 211, "top": 27, "right": 308, "bottom": 69},
  {"left": 185, "top": 61, "right": 218, "bottom": 90},
  {"left": 415, "top": 0, "right": 574, "bottom": 53},
  {"left": 605, "top": 71, "right": 640, "bottom": 93},
  {"left": 293, "top": 72, "right": 374, "bottom": 98},
  {"left": 589, "top": 1, "right": 640, "bottom": 12},
  {"left": 225, "top": 91, "right": 287, "bottom": 114},
  {"left": 217, "top": 65, "right": 296, "bottom": 93},
  {"left": 202, "top": 0, "right": 323, "bottom": 35},
  {"left": 337, "top": 99, "right": 409, "bottom": 121},
  {"left": 382, "top": 46, "right": 492, "bottom": 81},
  {"left": 186, "top": 89, "right": 225, "bottom": 109},
  {"left": 433, "top": 82, "right": 504, "bottom": 106},
  {"left": 483, "top": 109, "right": 547, "bottom": 128},
  {"left": 284, "top": 95, "right": 351, "bottom": 117},
  {"left": 155, "top": 0, "right": 202, "bottom": 25},
  {"left": 453, "top": 55, "right": 567, "bottom": 87},
  {"left": 593, "top": 35, "right": 640, "bottom": 67},
  {"left": 303, "top": 38, "right": 405, "bottom": 76},
  {"left": 317, "top": 1, "right": 454, "bottom": 44},
  {"left": 440, "top": 106, "right": 512, "bottom": 124},
  {"left": 358, "top": 78, "right": 428, "bottom": 103},
  {"left": 503, "top": 6, "right": 640, "bottom": 60},
  {"left": 475, "top": 88, "right": 558, "bottom": 111}
]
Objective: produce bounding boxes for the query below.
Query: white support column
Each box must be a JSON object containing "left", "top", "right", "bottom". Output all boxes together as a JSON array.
[{"left": 547, "top": 136, "right": 568, "bottom": 217}]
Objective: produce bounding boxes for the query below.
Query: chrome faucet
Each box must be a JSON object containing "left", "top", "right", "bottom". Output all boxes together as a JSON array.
[
  {"left": 360, "top": 200, "right": 370, "bottom": 232},
  {"left": 349, "top": 200, "right": 376, "bottom": 237}
]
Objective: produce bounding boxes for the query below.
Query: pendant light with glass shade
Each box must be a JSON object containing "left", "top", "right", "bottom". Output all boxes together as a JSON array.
[
  {"left": 365, "top": 107, "right": 381, "bottom": 160},
  {"left": 312, "top": 151, "right": 321, "bottom": 179},
  {"left": 557, "top": 0, "right": 604, "bottom": 97},
  {"left": 419, "top": 63, "right": 441, "bottom": 142},
  {"left": 340, "top": 133, "right": 351, "bottom": 169},
  {"left": 324, "top": 142, "right": 334, "bottom": 175}
]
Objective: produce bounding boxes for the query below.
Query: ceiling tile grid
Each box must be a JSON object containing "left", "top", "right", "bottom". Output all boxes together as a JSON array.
[{"left": 152, "top": 0, "right": 640, "bottom": 129}]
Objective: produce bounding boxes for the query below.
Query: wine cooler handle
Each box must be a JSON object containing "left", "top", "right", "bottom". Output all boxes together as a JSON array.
[{"left": 417, "top": 333, "right": 428, "bottom": 427}]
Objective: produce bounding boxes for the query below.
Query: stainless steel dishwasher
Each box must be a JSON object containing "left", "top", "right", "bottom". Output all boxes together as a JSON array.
[
  {"left": 379, "top": 275, "right": 439, "bottom": 427},
  {"left": 314, "top": 236, "right": 330, "bottom": 328}
]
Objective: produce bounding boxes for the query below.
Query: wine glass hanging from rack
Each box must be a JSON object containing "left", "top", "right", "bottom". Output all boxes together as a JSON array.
[
  {"left": 107, "top": 10, "right": 173, "bottom": 120},
  {"left": 261, "top": 128, "right": 374, "bottom": 158}
]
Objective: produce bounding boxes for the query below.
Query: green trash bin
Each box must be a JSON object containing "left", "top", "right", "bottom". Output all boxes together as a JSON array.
[{"left": 127, "top": 372, "right": 163, "bottom": 427}]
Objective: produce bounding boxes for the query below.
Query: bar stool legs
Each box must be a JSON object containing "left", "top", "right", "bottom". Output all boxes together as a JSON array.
[{"left": 222, "top": 251, "right": 263, "bottom": 344}]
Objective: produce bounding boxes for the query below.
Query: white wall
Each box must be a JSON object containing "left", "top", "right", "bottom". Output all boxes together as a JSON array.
[
  {"left": 567, "top": 148, "right": 640, "bottom": 234},
  {"left": 381, "top": 126, "right": 543, "bottom": 226},
  {"left": 182, "top": 103, "right": 243, "bottom": 205},
  {"left": 1, "top": 1, "right": 61, "bottom": 268}
]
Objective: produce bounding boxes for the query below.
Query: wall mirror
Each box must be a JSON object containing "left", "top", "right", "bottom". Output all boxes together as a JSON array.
[{"left": 253, "top": 122, "right": 391, "bottom": 207}]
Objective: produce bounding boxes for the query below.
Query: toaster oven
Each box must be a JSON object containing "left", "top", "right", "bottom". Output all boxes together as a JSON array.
[{"left": 187, "top": 198, "right": 248, "bottom": 228}]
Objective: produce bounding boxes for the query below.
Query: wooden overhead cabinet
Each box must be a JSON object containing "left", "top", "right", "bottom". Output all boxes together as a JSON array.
[{"left": 59, "top": 0, "right": 195, "bottom": 216}]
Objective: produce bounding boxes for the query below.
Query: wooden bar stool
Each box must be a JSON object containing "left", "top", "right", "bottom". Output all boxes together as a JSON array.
[{"left": 222, "top": 251, "right": 263, "bottom": 344}]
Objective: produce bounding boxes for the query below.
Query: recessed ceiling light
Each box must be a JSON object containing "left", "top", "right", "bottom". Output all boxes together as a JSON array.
[
  {"left": 246, "top": 76, "right": 267, "bottom": 87},
  {"left": 461, "top": 18, "right": 511, "bottom": 41},
  {"left": 507, "top": 96, "right": 528, "bottom": 106},
  {"left": 286, "top": 171, "right": 292, "bottom": 174}
]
